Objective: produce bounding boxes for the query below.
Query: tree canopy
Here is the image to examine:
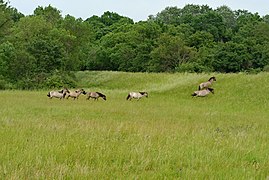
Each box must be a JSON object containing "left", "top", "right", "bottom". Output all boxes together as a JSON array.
[{"left": 0, "top": 1, "right": 269, "bottom": 89}]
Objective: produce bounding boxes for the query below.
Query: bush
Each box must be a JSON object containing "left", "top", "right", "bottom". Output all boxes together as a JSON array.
[
  {"left": 176, "top": 63, "right": 212, "bottom": 73},
  {"left": 44, "top": 70, "right": 77, "bottom": 89},
  {"left": 246, "top": 68, "right": 262, "bottom": 74},
  {"left": 0, "top": 76, "right": 7, "bottom": 90},
  {"left": 263, "top": 65, "right": 269, "bottom": 72}
]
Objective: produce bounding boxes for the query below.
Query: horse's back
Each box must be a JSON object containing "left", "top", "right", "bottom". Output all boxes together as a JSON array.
[
  {"left": 49, "top": 91, "right": 62, "bottom": 98},
  {"left": 199, "top": 81, "right": 211, "bottom": 90},
  {"left": 192, "top": 89, "right": 211, "bottom": 97},
  {"left": 88, "top": 92, "right": 98, "bottom": 98},
  {"left": 127, "top": 92, "right": 147, "bottom": 100}
]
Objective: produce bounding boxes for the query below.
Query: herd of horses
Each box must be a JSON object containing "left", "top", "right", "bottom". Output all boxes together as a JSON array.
[
  {"left": 47, "top": 89, "right": 107, "bottom": 100},
  {"left": 47, "top": 76, "right": 216, "bottom": 101}
]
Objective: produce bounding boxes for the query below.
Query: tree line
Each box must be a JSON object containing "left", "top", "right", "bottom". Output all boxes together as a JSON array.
[{"left": 1, "top": 0, "right": 269, "bottom": 89}]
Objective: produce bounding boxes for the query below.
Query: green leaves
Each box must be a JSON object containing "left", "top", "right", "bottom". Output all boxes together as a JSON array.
[
  {"left": 149, "top": 34, "right": 196, "bottom": 72},
  {"left": 0, "top": 2, "right": 269, "bottom": 89}
]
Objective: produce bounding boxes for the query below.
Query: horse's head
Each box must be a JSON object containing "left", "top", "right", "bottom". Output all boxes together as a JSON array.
[
  {"left": 81, "top": 89, "right": 87, "bottom": 95},
  {"left": 140, "top": 92, "right": 148, "bottom": 98},
  {"left": 208, "top": 88, "right": 214, "bottom": 94},
  {"left": 75, "top": 89, "right": 81, "bottom": 93},
  {"left": 75, "top": 89, "right": 86, "bottom": 94}
]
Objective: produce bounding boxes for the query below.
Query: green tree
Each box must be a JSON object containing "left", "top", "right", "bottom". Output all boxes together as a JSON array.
[
  {"left": 154, "top": 6, "right": 182, "bottom": 25},
  {"left": 215, "top": 5, "right": 236, "bottom": 42},
  {"left": 0, "top": 42, "right": 15, "bottom": 79},
  {"left": 0, "top": 0, "right": 14, "bottom": 41},
  {"left": 34, "top": 5, "right": 62, "bottom": 25},
  {"left": 263, "top": 15, "right": 269, "bottom": 24},
  {"left": 191, "top": 11, "right": 225, "bottom": 41},
  {"left": 85, "top": 11, "right": 134, "bottom": 39},
  {"left": 212, "top": 42, "right": 251, "bottom": 72},
  {"left": 188, "top": 31, "right": 214, "bottom": 49},
  {"left": 149, "top": 34, "right": 195, "bottom": 72}
]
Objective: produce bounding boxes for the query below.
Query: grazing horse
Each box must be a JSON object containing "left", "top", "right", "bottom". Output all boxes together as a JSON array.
[
  {"left": 126, "top": 92, "right": 148, "bottom": 100},
  {"left": 66, "top": 89, "right": 86, "bottom": 100},
  {"left": 47, "top": 88, "right": 70, "bottom": 99},
  {"left": 86, "top": 92, "right": 107, "bottom": 101},
  {"left": 198, "top": 76, "right": 216, "bottom": 90},
  {"left": 192, "top": 88, "right": 214, "bottom": 97}
]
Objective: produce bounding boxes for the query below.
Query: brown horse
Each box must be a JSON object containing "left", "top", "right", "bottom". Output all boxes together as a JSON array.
[{"left": 66, "top": 89, "right": 86, "bottom": 100}]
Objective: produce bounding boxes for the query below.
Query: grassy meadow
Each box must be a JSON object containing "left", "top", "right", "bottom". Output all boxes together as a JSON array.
[{"left": 0, "top": 71, "right": 269, "bottom": 179}]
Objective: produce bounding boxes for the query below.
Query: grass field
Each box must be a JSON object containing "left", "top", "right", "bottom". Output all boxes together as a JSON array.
[{"left": 1, "top": 71, "right": 269, "bottom": 179}]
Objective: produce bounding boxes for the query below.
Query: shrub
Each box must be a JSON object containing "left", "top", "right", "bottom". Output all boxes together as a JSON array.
[
  {"left": 263, "top": 65, "right": 269, "bottom": 72},
  {"left": 176, "top": 62, "right": 212, "bottom": 73},
  {"left": 44, "top": 70, "right": 77, "bottom": 89}
]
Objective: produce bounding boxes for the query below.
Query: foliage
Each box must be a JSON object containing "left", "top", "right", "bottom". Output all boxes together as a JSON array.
[
  {"left": 44, "top": 70, "right": 77, "bottom": 89},
  {"left": 149, "top": 34, "right": 196, "bottom": 72},
  {"left": 1, "top": 2, "right": 269, "bottom": 89}
]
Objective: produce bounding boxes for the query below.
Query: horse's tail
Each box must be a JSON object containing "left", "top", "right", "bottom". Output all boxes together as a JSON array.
[
  {"left": 126, "top": 94, "right": 130, "bottom": 100},
  {"left": 96, "top": 92, "right": 104, "bottom": 97},
  {"left": 47, "top": 92, "right": 50, "bottom": 97},
  {"left": 96, "top": 92, "right": 107, "bottom": 100},
  {"left": 198, "top": 85, "right": 201, "bottom": 90},
  {"left": 192, "top": 92, "right": 197, "bottom": 97}
]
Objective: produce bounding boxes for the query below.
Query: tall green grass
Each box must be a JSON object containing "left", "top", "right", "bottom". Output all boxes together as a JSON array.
[{"left": 0, "top": 71, "right": 269, "bottom": 179}]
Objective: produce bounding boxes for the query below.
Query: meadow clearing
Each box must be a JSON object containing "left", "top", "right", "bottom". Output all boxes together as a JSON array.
[{"left": 0, "top": 71, "right": 269, "bottom": 179}]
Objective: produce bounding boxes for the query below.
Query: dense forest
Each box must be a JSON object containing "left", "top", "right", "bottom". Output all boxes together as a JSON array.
[{"left": 0, "top": 0, "right": 269, "bottom": 89}]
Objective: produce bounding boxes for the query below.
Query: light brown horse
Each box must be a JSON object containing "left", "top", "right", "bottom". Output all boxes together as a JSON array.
[
  {"left": 47, "top": 88, "right": 70, "bottom": 99},
  {"left": 86, "top": 92, "right": 107, "bottom": 101},
  {"left": 66, "top": 89, "right": 86, "bottom": 100},
  {"left": 126, "top": 92, "right": 148, "bottom": 100},
  {"left": 198, "top": 77, "right": 216, "bottom": 90},
  {"left": 192, "top": 88, "right": 214, "bottom": 97}
]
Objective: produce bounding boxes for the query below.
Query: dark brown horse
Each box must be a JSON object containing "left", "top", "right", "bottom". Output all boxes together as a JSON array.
[{"left": 86, "top": 92, "right": 107, "bottom": 101}]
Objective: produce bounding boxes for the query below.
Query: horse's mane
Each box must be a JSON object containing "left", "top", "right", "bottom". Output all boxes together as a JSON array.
[
  {"left": 208, "top": 77, "right": 216, "bottom": 81},
  {"left": 208, "top": 87, "right": 214, "bottom": 92}
]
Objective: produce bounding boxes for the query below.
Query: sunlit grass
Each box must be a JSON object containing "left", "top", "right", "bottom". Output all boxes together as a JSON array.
[{"left": 0, "top": 72, "right": 269, "bottom": 179}]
